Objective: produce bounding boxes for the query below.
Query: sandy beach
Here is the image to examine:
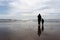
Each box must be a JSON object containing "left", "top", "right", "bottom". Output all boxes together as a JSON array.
[{"left": 0, "top": 20, "right": 60, "bottom": 40}]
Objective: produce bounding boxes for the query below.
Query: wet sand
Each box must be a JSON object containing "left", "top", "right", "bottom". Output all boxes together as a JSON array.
[{"left": 0, "top": 20, "right": 60, "bottom": 40}]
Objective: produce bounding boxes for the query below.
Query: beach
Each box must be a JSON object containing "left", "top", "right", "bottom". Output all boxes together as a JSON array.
[{"left": 0, "top": 20, "right": 60, "bottom": 40}]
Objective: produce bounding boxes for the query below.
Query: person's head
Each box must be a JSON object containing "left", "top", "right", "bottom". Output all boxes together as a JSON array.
[
  {"left": 39, "top": 14, "right": 40, "bottom": 15},
  {"left": 38, "top": 14, "right": 41, "bottom": 16}
]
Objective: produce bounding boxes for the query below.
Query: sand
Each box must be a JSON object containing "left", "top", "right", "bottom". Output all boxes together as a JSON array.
[{"left": 0, "top": 20, "right": 60, "bottom": 40}]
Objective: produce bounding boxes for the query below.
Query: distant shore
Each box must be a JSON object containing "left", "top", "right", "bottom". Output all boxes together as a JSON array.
[{"left": 0, "top": 19, "right": 60, "bottom": 22}]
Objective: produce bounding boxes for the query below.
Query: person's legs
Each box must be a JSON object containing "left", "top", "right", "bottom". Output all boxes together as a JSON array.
[{"left": 38, "top": 19, "right": 40, "bottom": 25}]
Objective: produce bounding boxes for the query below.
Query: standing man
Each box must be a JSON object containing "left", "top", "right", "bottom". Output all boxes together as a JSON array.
[{"left": 37, "top": 14, "right": 42, "bottom": 26}]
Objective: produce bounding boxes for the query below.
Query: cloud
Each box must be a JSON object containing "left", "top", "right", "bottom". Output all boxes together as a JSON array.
[
  {"left": 0, "top": 0, "right": 60, "bottom": 19},
  {"left": 44, "top": 0, "right": 60, "bottom": 12}
]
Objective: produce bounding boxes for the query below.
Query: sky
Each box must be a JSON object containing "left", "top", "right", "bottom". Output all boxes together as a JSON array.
[{"left": 0, "top": 0, "right": 60, "bottom": 20}]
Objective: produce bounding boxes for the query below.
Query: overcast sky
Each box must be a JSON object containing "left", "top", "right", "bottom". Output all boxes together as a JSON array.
[{"left": 0, "top": 0, "right": 60, "bottom": 19}]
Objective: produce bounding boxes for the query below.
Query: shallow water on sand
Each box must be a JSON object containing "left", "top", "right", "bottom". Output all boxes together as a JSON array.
[{"left": 0, "top": 21, "right": 60, "bottom": 40}]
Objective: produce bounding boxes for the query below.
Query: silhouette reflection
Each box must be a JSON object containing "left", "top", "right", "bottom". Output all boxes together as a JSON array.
[
  {"left": 37, "top": 22, "right": 44, "bottom": 36},
  {"left": 38, "top": 25, "right": 41, "bottom": 36}
]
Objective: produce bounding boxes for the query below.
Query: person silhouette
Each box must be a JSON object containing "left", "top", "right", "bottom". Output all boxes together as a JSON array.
[
  {"left": 37, "top": 14, "right": 42, "bottom": 36},
  {"left": 37, "top": 14, "right": 42, "bottom": 26},
  {"left": 42, "top": 18, "right": 44, "bottom": 31},
  {"left": 37, "top": 14, "right": 44, "bottom": 36}
]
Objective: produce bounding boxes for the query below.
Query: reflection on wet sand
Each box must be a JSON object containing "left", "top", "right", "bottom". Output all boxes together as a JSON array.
[
  {"left": 37, "top": 24, "right": 44, "bottom": 36},
  {"left": 38, "top": 25, "right": 41, "bottom": 36},
  {"left": 42, "top": 24, "right": 44, "bottom": 31}
]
